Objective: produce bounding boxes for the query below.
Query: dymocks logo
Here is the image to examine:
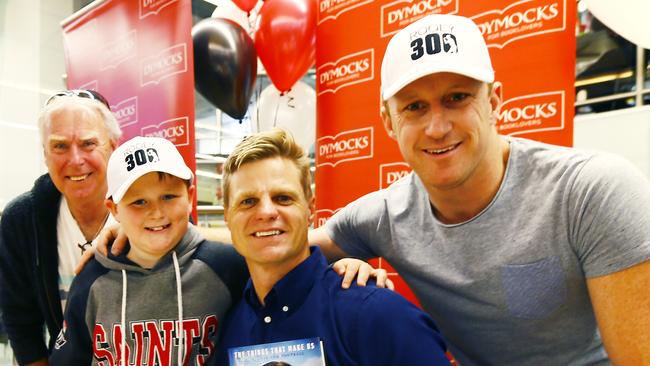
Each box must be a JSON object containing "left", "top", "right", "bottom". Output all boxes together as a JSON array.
[
  {"left": 314, "top": 208, "right": 342, "bottom": 228},
  {"left": 141, "top": 117, "right": 189, "bottom": 146},
  {"left": 140, "top": 0, "right": 178, "bottom": 19},
  {"left": 140, "top": 43, "right": 187, "bottom": 87},
  {"left": 317, "top": 127, "right": 373, "bottom": 167},
  {"left": 471, "top": 0, "right": 565, "bottom": 49},
  {"left": 318, "top": 0, "right": 373, "bottom": 25},
  {"left": 380, "top": 0, "right": 458, "bottom": 38},
  {"left": 318, "top": 49, "right": 374, "bottom": 96},
  {"left": 101, "top": 30, "right": 136, "bottom": 70},
  {"left": 379, "top": 162, "right": 412, "bottom": 189},
  {"left": 497, "top": 91, "right": 564, "bottom": 136},
  {"left": 110, "top": 96, "right": 138, "bottom": 128}
]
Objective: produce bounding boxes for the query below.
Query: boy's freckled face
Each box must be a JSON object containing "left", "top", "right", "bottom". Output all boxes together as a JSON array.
[{"left": 107, "top": 172, "right": 194, "bottom": 268}]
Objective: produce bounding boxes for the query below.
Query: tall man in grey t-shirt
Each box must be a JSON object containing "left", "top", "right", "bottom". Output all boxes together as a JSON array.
[{"left": 311, "top": 14, "right": 650, "bottom": 366}]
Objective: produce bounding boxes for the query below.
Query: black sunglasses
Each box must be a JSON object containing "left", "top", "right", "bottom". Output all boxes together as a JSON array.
[{"left": 46, "top": 89, "right": 111, "bottom": 110}]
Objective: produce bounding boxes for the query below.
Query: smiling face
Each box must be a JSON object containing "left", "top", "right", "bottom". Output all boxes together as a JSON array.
[
  {"left": 382, "top": 72, "right": 501, "bottom": 194},
  {"left": 224, "top": 157, "right": 313, "bottom": 274},
  {"left": 44, "top": 106, "right": 115, "bottom": 204},
  {"left": 106, "top": 172, "right": 194, "bottom": 268}
]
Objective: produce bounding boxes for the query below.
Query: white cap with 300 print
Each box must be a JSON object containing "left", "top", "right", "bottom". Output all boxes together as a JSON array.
[
  {"left": 106, "top": 136, "right": 193, "bottom": 203},
  {"left": 380, "top": 14, "right": 495, "bottom": 101}
]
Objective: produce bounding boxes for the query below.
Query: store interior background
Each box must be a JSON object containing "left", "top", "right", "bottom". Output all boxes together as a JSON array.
[
  {"left": 0, "top": 0, "right": 649, "bottom": 361},
  {"left": 1, "top": 0, "right": 650, "bottom": 217},
  {"left": 1, "top": 2, "right": 650, "bottom": 219},
  {"left": 0, "top": 0, "right": 321, "bottom": 226}
]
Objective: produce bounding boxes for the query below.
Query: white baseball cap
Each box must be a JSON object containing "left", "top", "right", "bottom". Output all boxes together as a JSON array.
[
  {"left": 381, "top": 14, "right": 494, "bottom": 101},
  {"left": 107, "top": 136, "right": 193, "bottom": 203}
]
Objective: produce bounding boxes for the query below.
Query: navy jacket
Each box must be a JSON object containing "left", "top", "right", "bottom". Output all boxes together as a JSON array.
[
  {"left": 214, "top": 247, "right": 451, "bottom": 366},
  {"left": 0, "top": 174, "right": 63, "bottom": 364}
]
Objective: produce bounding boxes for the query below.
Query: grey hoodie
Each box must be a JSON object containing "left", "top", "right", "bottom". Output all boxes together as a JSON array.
[{"left": 50, "top": 226, "right": 248, "bottom": 366}]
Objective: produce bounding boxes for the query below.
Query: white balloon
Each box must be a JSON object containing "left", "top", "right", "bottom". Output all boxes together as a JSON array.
[
  {"left": 586, "top": 0, "right": 650, "bottom": 49},
  {"left": 254, "top": 81, "right": 316, "bottom": 154}
]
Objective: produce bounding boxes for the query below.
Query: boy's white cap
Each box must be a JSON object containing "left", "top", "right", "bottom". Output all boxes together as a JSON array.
[
  {"left": 107, "top": 136, "right": 192, "bottom": 203},
  {"left": 381, "top": 14, "right": 494, "bottom": 101}
]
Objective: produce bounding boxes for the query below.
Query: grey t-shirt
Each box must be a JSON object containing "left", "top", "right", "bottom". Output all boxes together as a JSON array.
[{"left": 325, "top": 137, "right": 650, "bottom": 366}]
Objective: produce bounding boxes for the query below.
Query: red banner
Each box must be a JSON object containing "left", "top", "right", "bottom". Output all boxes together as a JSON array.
[
  {"left": 61, "top": 0, "right": 196, "bottom": 215},
  {"left": 315, "top": 0, "right": 576, "bottom": 305}
]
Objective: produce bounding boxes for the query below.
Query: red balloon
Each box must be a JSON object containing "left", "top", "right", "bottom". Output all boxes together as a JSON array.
[
  {"left": 232, "top": 0, "right": 258, "bottom": 12},
  {"left": 255, "top": 0, "right": 316, "bottom": 92}
]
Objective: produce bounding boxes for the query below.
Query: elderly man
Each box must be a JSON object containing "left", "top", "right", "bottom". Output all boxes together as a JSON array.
[
  {"left": 308, "top": 14, "right": 650, "bottom": 366},
  {"left": 214, "top": 129, "right": 450, "bottom": 365},
  {"left": 0, "top": 90, "right": 120, "bottom": 365}
]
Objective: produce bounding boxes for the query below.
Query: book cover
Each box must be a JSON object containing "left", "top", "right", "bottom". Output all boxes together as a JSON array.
[{"left": 228, "top": 337, "right": 326, "bottom": 366}]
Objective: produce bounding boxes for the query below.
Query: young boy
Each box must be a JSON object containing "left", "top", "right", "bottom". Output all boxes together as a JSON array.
[{"left": 49, "top": 136, "right": 249, "bottom": 365}]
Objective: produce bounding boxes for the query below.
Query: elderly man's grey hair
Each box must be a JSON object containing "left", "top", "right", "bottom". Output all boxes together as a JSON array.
[{"left": 38, "top": 96, "right": 122, "bottom": 145}]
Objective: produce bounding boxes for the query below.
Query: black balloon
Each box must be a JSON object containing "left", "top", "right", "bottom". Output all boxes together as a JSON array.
[{"left": 192, "top": 18, "right": 257, "bottom": 120}]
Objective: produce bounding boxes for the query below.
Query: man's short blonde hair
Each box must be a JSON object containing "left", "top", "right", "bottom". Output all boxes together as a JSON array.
[{"left": 222, "top": 128, "right": 312, "bottom": 208}]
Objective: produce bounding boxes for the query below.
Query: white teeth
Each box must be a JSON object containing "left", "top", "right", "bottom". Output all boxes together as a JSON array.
[
  {"left": 69, "top": 174, "right": 89, "bottom": 181},
  {"left": 426, "top": 145, "right": 455, "bottom": 154},
  {"left": 148, "top": 226, "right": 166, "bottom": 231},
  {"left": 254, "top": 230, "right": 281, "bottom": 237}
]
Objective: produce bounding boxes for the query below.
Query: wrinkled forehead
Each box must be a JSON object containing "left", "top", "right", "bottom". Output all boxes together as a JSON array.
[{"left": 46, "top": 105, "right": 108, "bottom": 137}]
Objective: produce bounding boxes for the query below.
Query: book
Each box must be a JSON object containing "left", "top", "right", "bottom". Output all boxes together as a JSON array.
[{"left": 228, "top": 337, "right": 326, "bottom": 366}]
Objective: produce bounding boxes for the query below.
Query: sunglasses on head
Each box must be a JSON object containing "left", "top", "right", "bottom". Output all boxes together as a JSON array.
[{"left": 46, "top": 89, "right": 111, "bottom": 110}]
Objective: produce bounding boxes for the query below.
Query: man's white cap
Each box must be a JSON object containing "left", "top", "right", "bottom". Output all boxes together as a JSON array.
[
  {"left": 107, "top": 136, "right": 192, "bottom": 203},
  {"left": 381, "top": 14, "right": 494, "bottom": 101}
]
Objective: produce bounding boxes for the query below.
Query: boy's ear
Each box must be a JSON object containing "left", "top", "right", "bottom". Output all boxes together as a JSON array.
[
  {"left": 187, "top": 185, "right": 196, "bottom": 215},
  {"left": 105, "top": 199, "right": 120, "bottom": 222}
]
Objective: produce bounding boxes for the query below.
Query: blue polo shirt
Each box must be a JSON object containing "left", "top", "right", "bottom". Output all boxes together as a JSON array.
[{"left": 213, "top": 247, "right": 450, "bottom": 366}]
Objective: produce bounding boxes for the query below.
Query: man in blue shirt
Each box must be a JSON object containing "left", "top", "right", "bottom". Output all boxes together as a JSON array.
[{"left": 213, "top": 129, "right": 450, "bottom": 366}]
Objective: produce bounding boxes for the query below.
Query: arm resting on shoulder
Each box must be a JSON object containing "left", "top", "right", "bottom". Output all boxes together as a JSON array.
[
  {"left": 198, "top": 225, "right": 391, "bottom": 287},
  {"left": 196, "top": 226, "right": 233, "bottom": 244},
  {"left": 310, "top": 227, "right": 392, "bottom": 288},
  {"left": 587, "top": 259, "right": 650, "bottom": 365},
  {"left": 309, "top": 226, "right": 349, "bottom": 261}
]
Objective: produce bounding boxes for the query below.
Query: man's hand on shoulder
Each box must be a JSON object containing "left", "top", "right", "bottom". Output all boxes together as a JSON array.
[
  {"left": 196, "top": 225, "right": 233, "bottom": 244},
  {"left": 332, "top": 258, "right": 395, "bottom": 290},
  {"left": 74, "top": 223, "right": 126, "bottom": 274}
]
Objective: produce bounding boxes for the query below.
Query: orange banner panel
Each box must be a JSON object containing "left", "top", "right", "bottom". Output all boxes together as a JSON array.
[{"left": 315, "top": 0, "right": 576, "bottom": 305}]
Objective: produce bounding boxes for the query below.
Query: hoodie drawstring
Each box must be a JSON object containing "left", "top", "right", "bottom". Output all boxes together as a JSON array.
[
  {"left": 120, "top": 269, "right": 127, "bottom": 366},
  {"left": 173, "top": 251, "right": 184, "bottom": 365},
  {"left": 118, "top": 253, "right": 184, "bottom": 366}
]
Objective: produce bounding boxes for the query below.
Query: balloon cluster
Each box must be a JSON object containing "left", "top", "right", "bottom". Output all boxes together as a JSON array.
[{"left": 192, "top": 0, "right": 316, "bottom": 122}]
